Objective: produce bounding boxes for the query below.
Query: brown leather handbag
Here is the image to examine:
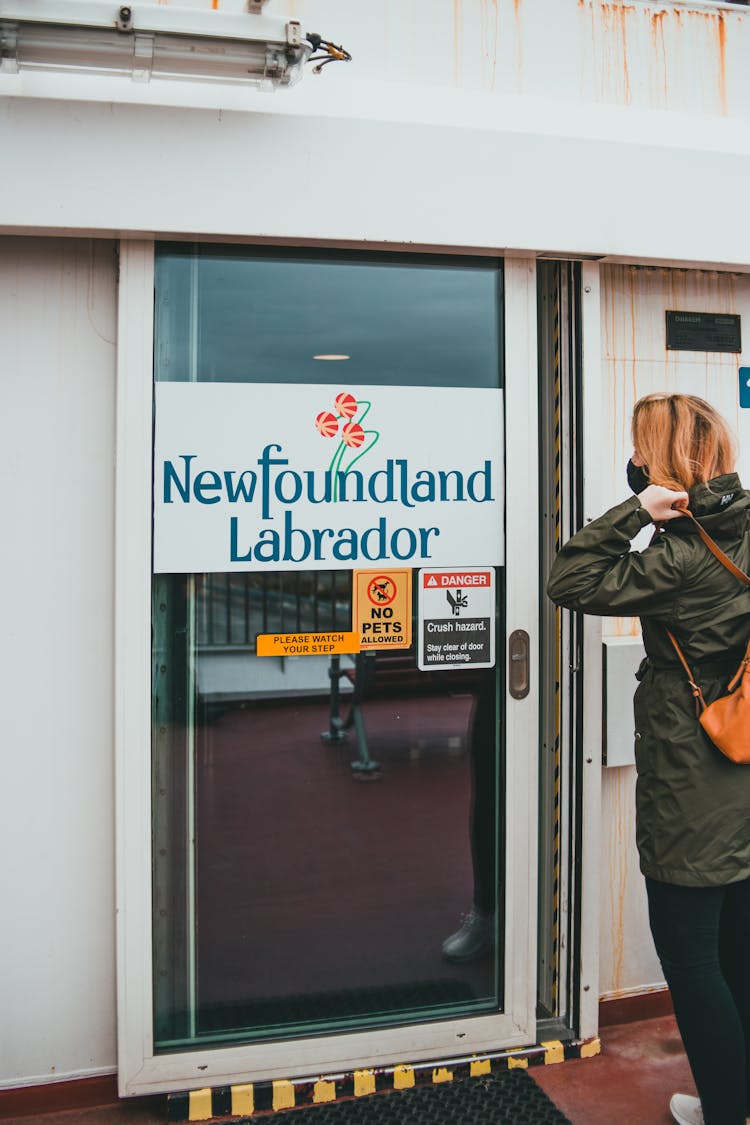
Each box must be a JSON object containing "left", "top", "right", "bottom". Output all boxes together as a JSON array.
[{"left": 665, "top": 511, "right": 750, "bottom": 765}]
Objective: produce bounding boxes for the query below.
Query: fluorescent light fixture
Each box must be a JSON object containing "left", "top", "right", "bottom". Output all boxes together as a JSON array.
[
  {"left": 0, "top": 1, "right": 314, "bottom": 89},
  {"left": 313, "top": 354, "right": 350, "bottom": 361}
]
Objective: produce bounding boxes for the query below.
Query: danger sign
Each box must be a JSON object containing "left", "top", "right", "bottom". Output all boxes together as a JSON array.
[
  {"left": 353, "top": 569, "right": 412, "bottom": 650},
  {"left": 418, "top": 567, "right": 495, "bottom": 670},
  {"left": 423, "top": 571, "right": 492, "bottom": 589}
]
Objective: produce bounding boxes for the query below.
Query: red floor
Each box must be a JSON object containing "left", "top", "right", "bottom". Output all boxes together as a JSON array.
[
  {"left": 533, "top": 1015, "right": 695, "bottom": 1124},
  {"left": 0, "top": 1014, "right": 696, "bottom": 1124}
]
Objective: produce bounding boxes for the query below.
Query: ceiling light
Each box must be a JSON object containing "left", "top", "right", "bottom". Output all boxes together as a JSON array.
[
  {"left": 313, "top": 354, "right": 350, "bottom": 361},
  {"left": 0, "top": 2, "right": 349, "bottom": 90}
]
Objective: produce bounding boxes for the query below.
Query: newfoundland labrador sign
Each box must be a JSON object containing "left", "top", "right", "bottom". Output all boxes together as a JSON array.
[{"left": 153, "top": 382, "right": 504, "bottom": 574}]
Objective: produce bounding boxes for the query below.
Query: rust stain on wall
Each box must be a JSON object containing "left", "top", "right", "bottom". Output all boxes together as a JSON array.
[
  {"left": 452, "top": 0, "right": 463, "bottom": 87},
  {"left": 684, "top": 8, "right": 728, "bottom": 115},
  {"left": 621, "top": 6, "right": 632, "bottom": 106},
  {"left": 610, "top": 616, "right": 640, "bottom": 638},
  {"left": 587, "top": 2, "right": 638, "bottom": 107},
  {"left": 602, "top": 2, "right": 635, "bottom": 104},
  {"left": 479, "top": 0, "right": 499, "bottom": 91},
  {"left": 716, "top": 12, "right": 728, "bottom": 114},
  {"left": 577, "top": 2, "right": 738, "bottom": 116},
  {"left": 650, "top": 9, "right": 667, "bottom": 35},
  {"left": 512, "top": 0, "right": 523, "bottom": 90},
  {"left": 628, "top": 268, "right": 638, "bottom": 405},
  {"left": 650, "top": 10, "right": 669, "bottom": 106},
  {"left": 607, "top": 773, "right": 629, "bottom": 994}
]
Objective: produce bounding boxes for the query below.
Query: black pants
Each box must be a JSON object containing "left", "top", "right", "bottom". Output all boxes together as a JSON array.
[{"left": 646, "top": 875, "right": 750, "bottom": 1125}]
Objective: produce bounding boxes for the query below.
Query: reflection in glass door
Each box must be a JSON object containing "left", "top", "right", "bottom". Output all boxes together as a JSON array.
[{"left": 151, "top": 246, "right": 506, "bottom": 1050}]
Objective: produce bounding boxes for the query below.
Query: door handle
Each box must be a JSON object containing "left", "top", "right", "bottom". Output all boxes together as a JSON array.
[{"left": 508, "top": 629, "right": 530, "bottom": 699}]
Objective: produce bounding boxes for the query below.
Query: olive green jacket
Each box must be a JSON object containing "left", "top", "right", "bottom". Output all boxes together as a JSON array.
[{"left": 547, "top": 473, "right": 750, "bottom": 886}]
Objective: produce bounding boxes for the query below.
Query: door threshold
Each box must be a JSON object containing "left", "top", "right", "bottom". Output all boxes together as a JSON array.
[{"left": 166, "top": 1036, "right": 602, "bottom": 1120}]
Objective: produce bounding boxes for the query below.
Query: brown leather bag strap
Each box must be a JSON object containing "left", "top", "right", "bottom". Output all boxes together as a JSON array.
[
  {"left": 665, "top": 628, "right": 708, "bottom": 715},
  {"left": 727, "top": 641, "right": 750, "bottom": 692},
  {"left": 682, "top": 510, "right": 750, "bottom": 586},
  {"left": 663, "top": 507, "right": 749, "bottom": 714}
]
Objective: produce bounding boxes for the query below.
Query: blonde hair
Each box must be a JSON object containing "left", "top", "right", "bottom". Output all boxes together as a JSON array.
[{"left": 631, "top": 393, "right": 736, "bottom": 492}]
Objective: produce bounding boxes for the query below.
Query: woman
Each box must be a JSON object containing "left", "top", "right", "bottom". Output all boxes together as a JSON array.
[{"left": 547, "top": 394, "right": 750, "bottom": 1125}]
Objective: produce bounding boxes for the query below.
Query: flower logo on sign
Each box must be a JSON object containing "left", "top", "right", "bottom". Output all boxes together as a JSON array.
[
  {"left": 315, "top": 412, "right": 339, "bottom": 438},
  {"left": 315, "top": 391, "right": 379, "bottom": 500},
  {"left": 342, "top": 421, "right": 365, "bottom": 448}
]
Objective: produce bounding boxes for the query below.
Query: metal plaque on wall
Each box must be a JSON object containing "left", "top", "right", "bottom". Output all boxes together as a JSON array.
[{"left": 666, "top": 310, "right": 742, "bottom": 353}]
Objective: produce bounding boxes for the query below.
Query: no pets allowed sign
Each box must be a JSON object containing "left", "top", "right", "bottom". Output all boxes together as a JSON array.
[{"left": 418, "top": 568, "right": 496, "bottom": 671}]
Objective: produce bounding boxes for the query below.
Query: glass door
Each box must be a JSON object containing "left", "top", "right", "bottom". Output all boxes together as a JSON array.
[{"left": 118, "top": 244, "right": 540, "bottom": 1093}]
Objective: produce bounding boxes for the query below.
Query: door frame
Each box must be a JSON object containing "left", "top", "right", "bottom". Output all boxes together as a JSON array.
[
  {"left": 535, "top": 259, "right": 603, "bottom": 1041},
  {"left": 115, "top": 241, "right": 541, "bottom": 1096}
]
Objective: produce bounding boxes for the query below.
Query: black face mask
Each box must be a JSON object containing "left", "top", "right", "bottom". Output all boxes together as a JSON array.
[{"left": 627, "top": 459, "right": 650, "bottom": 494}]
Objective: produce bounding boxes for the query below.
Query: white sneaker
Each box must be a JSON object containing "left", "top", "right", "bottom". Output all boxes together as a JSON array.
[{"left": 669, "top": 1093, "right": 703, "bottom": 1125}]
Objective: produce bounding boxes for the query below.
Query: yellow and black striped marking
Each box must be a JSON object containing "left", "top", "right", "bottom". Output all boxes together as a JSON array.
[
  {"left": 551, "top": 277, "right": 563, "bottom": 1012},
  {"left": 167, "top": 1037, "right": 601, "bottom": 1120}
]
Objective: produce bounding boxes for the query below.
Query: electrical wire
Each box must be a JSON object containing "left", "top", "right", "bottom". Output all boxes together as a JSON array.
[{"left": 306, "top": 33, "right": 351, "bottom": 74}]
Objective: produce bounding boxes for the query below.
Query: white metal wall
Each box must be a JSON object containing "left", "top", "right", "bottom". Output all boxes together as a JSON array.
[
  {"left": 597, "top": 264, "right": 750, "bottom": 998},
  {"left": 0, "top": 237, "right": 118, "bottom": 1086},
  {"left": 1, "top": 1, "right": 750, "bottom": 268}
]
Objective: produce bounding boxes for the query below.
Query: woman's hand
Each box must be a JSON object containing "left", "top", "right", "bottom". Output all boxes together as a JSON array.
[{"left": 638, "top": 484, "right": 689, "bottom": 523}]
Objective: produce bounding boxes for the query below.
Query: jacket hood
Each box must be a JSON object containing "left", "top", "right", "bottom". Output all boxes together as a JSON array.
[{"left": 674, "top": 473, "right": 750, "bottom": 537}]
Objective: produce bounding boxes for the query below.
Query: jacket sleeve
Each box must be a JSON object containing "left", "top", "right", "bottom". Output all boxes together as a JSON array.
[{"left": 547, "top": 495, "right": 686, "bottom": 617}]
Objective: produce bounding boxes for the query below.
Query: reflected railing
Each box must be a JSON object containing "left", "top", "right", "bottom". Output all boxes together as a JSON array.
[{"left": 195, "top": 569, "right": 353, "bottom": 651}]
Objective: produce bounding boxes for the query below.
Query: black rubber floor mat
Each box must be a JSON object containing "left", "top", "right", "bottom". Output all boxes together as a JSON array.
[{"left": 263, "top": 1070, "right": 571, "bottom": 1124}]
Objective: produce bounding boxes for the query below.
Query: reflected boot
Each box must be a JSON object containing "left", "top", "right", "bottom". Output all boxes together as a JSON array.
[{"left": 441, "top": 906, "right": 493, "bottom": 964}]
